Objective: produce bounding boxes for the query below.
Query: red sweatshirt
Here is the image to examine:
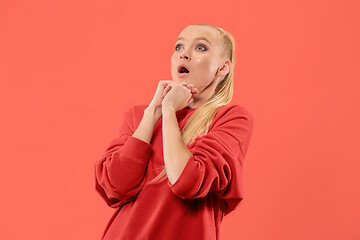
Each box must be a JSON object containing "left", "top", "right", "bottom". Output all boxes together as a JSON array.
[{"left": 94, "top": 104, "right": 254, "bottom": 240}]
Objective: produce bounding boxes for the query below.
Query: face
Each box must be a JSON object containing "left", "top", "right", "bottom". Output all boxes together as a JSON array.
[{"left": 170, "top": 25, "right": 225, "bottom": 94}]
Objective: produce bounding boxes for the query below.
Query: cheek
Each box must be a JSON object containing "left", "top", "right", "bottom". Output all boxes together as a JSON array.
[
  {"left": 208, "top": 59, "right": 220, "bottom": 75},
  {"left": 195, "top": 58, "right": 216, "bottom": 74},
  {"left": 190, "top": 63, "right": 209, "bottom": 88},
  {"left": 195, "top": 63, "right": 216, "bottom": 83},
  {"left": 170, "top": 56, "right": 175, "bottom": 67},
  {"left": 170, "top": 57, "right": 177, "bottom": 74}
]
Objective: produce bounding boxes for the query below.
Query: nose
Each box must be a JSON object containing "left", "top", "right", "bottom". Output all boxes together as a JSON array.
[{"left": 180, "top": 52, "right": 190, "bottom": 60}]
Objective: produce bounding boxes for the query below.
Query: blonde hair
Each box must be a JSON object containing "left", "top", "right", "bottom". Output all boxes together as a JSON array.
[{"left": 146, "top": 23, "right": 236, "bottom": 185}]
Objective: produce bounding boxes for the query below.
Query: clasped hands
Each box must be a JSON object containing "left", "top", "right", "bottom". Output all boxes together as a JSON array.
[{"left": 149, "top": 80, "right": 198, "bottom": 117}]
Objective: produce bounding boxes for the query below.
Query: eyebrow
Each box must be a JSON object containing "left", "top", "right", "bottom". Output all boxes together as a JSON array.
[{"left": 176, "top": 37, "right": 213, "bottom": 46}]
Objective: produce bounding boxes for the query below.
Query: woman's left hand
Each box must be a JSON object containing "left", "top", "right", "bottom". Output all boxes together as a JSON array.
[{"left": 162, "top": 81, "right": 197, "bottom": 113}]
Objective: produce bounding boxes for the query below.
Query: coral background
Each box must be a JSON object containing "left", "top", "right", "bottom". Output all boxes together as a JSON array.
[{"left": 0, "top": 0, "right": 359, "bottom": 239}]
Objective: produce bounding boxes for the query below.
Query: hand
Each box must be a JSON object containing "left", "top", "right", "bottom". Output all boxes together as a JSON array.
[
  {"left": 163, "top": 82, "right": 198, "bottom": 97},
  {"left": 162, "top": 81, "right": 198, "bottom": 113},
  {"left": 149, "top": 80, "right": 174, "bottom": 108},
  {"left": 148, "top": 80, "right": 174, "bottom": 120}
]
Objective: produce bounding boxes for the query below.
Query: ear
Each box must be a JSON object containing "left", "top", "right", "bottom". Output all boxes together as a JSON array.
[{"left": 216, "top": 59, "right": 231, "bottom": 77}]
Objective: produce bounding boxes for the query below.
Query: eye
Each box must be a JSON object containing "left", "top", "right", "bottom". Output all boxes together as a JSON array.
[
  {"left": 175, "top": 43, "right": 207, "bottom": 51},
  {"left": 175, "top": 44, "right": 183, "bottom": 51},
  {"left": 196, "top": 44, "right": 207, "bottom": 51}
]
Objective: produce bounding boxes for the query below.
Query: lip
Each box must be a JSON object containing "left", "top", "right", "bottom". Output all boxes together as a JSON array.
[
  {"left": 178, "top": 64, "right": 190, "bottom": 73},
  {"left": 177, "top": 72, "right": 190, "bottom": 78},
  {"left": 177, "top": 64, "right": 190, "bottom": 78}
]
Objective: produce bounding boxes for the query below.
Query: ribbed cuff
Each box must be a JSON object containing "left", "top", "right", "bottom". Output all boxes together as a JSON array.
[
  {"left": 167, "top": 157, "right": 201, "bottom": 198},
  {"left": 120, "top": 135, "right": 152, "bottom": 164}
]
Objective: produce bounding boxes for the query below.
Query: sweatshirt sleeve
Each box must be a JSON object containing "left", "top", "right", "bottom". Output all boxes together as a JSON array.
[
  {"left": 94, "top": 106, "right": 152, "bottom": 208},
  {"left": 168, "top": 105, "right": 254, "bottom": 215}
]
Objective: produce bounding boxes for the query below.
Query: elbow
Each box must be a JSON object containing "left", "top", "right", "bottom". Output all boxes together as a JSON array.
[
  {"left": 94, "top": 156, "right": 145, "bottom": 201},
  {"left": 96, "top": 174, "right": 144, "bottom": 200},
  {"left": 167, "top": 158, "right": 206, "bottom": 199},
  {"left": 95, "top": 172, "right": 145, "bottom": 204},
  {"left": 223, "top": 197, "right": 243, "bottom": 216},
  {"left": 165, "top": 146, "right": 193, "bottom": 185}
]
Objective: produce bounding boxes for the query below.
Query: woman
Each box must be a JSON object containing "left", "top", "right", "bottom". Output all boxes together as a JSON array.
[{"left": 94, "top": 23, "right": 254, "bottom": 240}]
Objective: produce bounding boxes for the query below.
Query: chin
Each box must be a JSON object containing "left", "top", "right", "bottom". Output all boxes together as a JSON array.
[{"left": 174, "top": 78, "right": 187, "bottom": 83}]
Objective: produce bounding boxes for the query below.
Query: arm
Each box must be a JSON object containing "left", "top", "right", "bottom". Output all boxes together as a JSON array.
[
  {"left": 94, "top": 106, "right": 159, "bottom": 208},
  {"left": 132, "top": 105, "right": 160, "bottom": 143},
  {"left": 165, "top": 105, "right": 254, "bottom": 215},
  {"left": 162, "top": 108, "right": 193, "bottom": 185}
]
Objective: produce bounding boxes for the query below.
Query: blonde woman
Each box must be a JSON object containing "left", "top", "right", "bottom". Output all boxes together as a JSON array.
[{"left": 95, "top": 23, "right": 254, "bottom": 240}]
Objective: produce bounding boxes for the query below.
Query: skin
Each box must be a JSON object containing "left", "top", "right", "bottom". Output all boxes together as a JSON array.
[
  {"left": 132, "top": 25, "right": 232, "bottom": 184},
  {"left": 168, "top": 25, "right": 232, "bottom": 109}
]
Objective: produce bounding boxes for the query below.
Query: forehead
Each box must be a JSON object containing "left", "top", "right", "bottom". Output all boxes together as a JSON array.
[{"left": 176, "top": 26, "right": 220, "bottom": 45}]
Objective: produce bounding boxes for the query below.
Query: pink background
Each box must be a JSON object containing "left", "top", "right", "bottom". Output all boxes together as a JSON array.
[{"left": 0, "top": 0, "right": 359, "bottom": 239}]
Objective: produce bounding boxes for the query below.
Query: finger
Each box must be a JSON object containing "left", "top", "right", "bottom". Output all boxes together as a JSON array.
[
  {"left": 163, "top": 86, "right": 169, "bottom": 97},
  {"left": 160, "top": 80, "right": 174, "bottom": 85},
  {"left": 182, "top": 84, "right": 192, "bottom": 92},
  {"left": 181, "top": 82, "right": 191, "bottom": 88},
  {"left": 159, "top": 80, "right": 174, "bottom": 89},
  {"left": 180, "top": 82, "right": 192, "bottom": 89},
  {"left": 163, "top": 85, "right": 172, "bottom": 97},
  {"left": 187, "top": 97, "right": 194, "bottom": 105},
  {"left": 186, "top": 86, "right": 198, "bottom": 94},
  {"left": 183, "top": 83, "right": 196, "bottom": 92}
]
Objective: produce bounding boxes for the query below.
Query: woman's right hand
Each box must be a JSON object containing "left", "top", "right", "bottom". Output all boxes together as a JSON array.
[
  {"left": 147, "top": 80, "right": 173, "bottom": 120},
  {"left": 149, "top": 80, "right": 173, "bottom": 109}
]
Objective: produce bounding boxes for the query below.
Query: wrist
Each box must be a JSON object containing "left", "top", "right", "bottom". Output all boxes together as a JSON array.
[
  {"left": 144, "top": 106, "right": 160, "bottom": 122},
  {"left": 145, "top": 104, "right": 157, "bottom": 113},
  {"left": 162, "top": 105, "right": 176, "bottom": 116},
  {"left": 147, "top": 104, "right": 163, "bottom": 122}
]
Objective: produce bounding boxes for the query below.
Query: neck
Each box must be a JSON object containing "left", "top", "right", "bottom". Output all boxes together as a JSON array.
[{"left": 189, "top": 79, "right": 219, "bottom": 108}]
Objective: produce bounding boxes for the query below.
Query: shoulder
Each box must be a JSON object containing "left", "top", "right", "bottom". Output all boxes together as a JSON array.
[
  {"left": 218, "top": 104, "right": 253, "bottom": 118},
  {"left": 120, "top": 105, "right": 148, "bottom": 131},
  {"left": 123, "top": 104, "right": 148, "bottom": 116},
  {"left": 210, "top": 104, "right": 254, "bottom": 128},
  {"left": 208, "top": 104, "right": 254, "bottom": 155}
]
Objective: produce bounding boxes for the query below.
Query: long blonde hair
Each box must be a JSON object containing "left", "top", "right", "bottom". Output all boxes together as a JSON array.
[{"left": 146, "top": 23, "right": 236, "bottom": 185}]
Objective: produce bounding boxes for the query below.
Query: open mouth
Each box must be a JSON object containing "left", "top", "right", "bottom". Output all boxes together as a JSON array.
[{"left": 178, "top": 65, "right": 190, "bottom": 73}]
